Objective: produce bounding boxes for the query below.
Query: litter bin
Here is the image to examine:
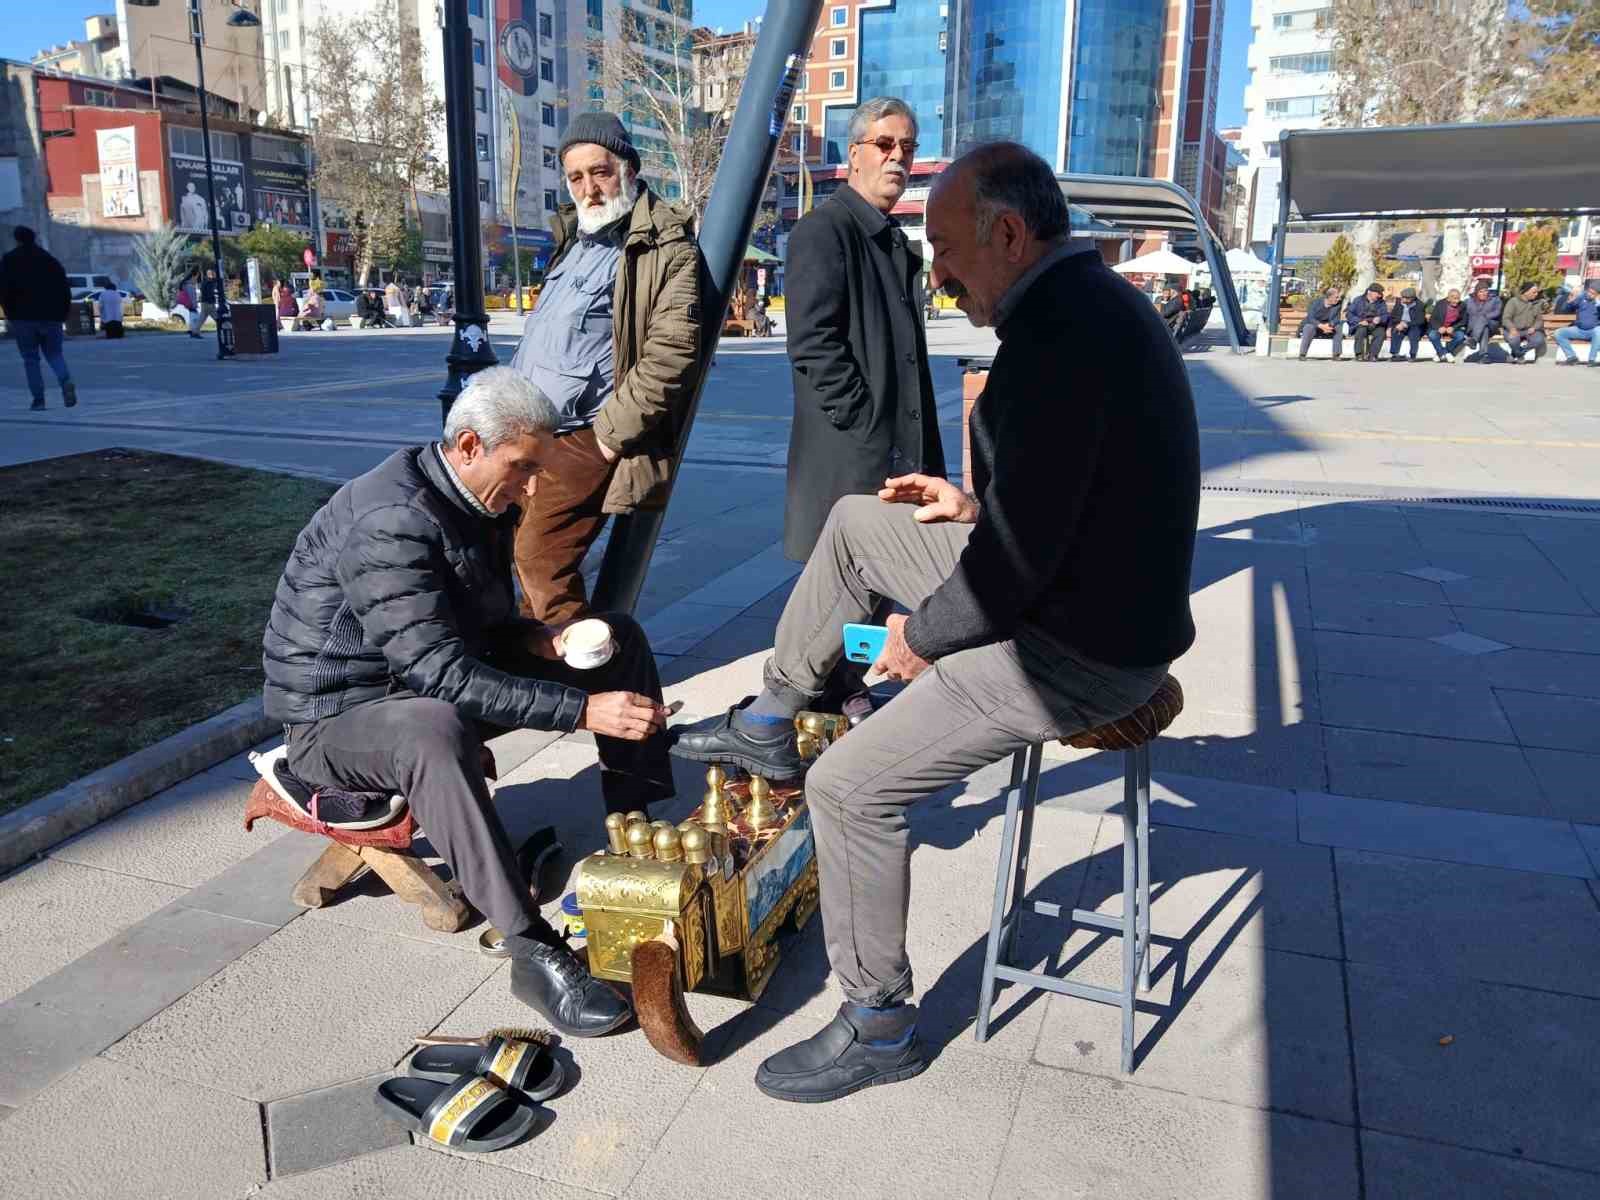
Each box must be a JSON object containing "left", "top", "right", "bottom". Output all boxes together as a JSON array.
[
  {"left": 66, "top": 298, "right": 97, "bottom": 336},
  {"left": 231, "top": 303, "right": 280, "bottom": 354},
  {"left": 956, "top": 356, "right": 993, "bottom": 493}
]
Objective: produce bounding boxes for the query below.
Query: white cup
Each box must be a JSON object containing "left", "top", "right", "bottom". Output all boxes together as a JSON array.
[{"left": 562, "top": 618, "right": 615, "bottom": 669}]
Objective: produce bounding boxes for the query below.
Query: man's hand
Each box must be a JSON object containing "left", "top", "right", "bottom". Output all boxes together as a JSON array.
[
  {"left": 877, "top": 474, "right": 979, "bottom": 524},
  {"left": 872, "top": 613, "right": 932, "bottom": 683},
  {"left": 1319, "top": 323, "right": 1333, "bottom": 334},
  {"left": 577, "top": 692, "right": 667, "bottom": 741}
]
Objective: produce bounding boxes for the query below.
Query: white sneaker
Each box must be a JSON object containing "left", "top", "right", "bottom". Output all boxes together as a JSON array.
[{"left": 1441, "top": 353, "right": 1453, "bottom": 363}]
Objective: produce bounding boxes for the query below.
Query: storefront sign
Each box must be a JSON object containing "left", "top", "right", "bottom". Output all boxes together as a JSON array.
[
  {"left": 97, "top": 126, "right": 140, "bottom": 217},
  {"left": 250, "top": 160, "right": 311, "bottom": 232},
  {"left": 170, "top": 152, "right": 250, "bottom": 235}
]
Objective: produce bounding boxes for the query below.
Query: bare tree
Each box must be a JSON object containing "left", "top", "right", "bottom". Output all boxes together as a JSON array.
[
  {"left": 1506, "top": 1, "right": 1600, "bottom": 118},
  {"left": 1327, "top": 0, "right": 1510, "bottom": 291},
  {"left": 306, "top": 2, "right": 445, "bottom": 283},
  {"left": 589, "top": 2, "right": 737, "bottom": 223}
]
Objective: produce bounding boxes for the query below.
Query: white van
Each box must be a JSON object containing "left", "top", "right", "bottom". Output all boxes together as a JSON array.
[{"left": 65, "top": 273, "right": 118, "bottom": 300}]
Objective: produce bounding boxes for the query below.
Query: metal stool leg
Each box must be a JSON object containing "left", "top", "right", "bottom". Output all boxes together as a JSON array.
[
  {"left": 1135, "top": 743, "right": 1152, "bottom": 994},
  {"left": 975, "top": 747, "right": 1032, "bottom": 1043},
  {"left": 1119, "top": 749, "right": 1138, "bottom": 1073},
  {"left": 1002, "top": 742, "right": 1043, "bottom": 963}
]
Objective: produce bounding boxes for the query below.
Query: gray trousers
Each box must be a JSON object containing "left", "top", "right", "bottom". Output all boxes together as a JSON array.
[
  {"left": 285, "top": 614, "right": 672, "bottom": 940},
  {"left": 767, "top": 496, "right": 1169, "bottom": 1006}
]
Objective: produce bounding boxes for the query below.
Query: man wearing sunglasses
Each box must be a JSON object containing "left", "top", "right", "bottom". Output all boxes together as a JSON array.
[{"left": 782, "top": 96, "right": 946, "bottom": 716}]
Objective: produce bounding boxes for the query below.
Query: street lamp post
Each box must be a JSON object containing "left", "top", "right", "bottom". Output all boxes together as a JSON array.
[
  {"left": 128, "top": 0, "right": 260, "bottom": 360},
  {"left": 509, "top": 189, "right": 526, "bottom": 315},
  {"left": 438, "top": 0, "right": 498, "bottom": 422}
]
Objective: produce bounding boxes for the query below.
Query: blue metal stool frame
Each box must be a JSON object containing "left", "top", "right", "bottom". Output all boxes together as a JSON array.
[{"left": 973, "top": 738, "right": 1152, "bottom": 1073}]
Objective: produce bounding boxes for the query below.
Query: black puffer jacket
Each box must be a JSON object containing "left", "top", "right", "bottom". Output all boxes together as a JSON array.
[{"left": 262, "top": 445, "right": 586, "bottom": 731}]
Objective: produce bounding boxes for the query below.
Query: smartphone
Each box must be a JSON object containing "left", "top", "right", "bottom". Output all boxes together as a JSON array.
[{"left": 843, "top": 622, "right": 890, "bottom": 664}]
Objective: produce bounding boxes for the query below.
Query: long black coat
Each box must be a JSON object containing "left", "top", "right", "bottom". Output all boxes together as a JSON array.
[{"left": 782, "top": 186, "right": 945, "bottom": 561}]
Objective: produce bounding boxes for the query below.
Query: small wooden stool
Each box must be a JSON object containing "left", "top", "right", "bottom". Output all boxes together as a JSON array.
[
  {"left": 974, "top": 675, "right": 1184, "bottom": 1072},
  {"left": 245, "top": 777, "right": 471, "bottom": 934}
]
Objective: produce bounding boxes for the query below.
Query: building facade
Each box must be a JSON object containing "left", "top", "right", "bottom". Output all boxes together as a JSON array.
[
  {"left": 1238, "top": 0, "right": 1334, "bottom": 250},
  {"left": 100, "top": 0, "right": 268, "bottom": 113}
]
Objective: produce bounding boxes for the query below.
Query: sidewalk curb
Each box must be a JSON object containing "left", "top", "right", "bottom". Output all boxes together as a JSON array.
[{"left": 0, "top": 698, "right": 276, "bottom": 875}]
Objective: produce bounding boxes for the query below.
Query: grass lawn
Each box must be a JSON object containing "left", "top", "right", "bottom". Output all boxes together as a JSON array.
[{"left": 0, "top": 449, "right": 335, "bottom": 816}]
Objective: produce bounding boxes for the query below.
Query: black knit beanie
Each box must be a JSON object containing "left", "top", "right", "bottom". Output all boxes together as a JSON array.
[{"left": 558, "top": 111, "right": 641, "bottom": 174}]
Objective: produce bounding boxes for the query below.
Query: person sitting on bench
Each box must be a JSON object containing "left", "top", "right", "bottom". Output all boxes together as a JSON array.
[
  {"left": 1502, "top": 281, "right": 1550, "bottom": 363},
  {"left": 1427, "top": 289, "right": 1468, "bottom": 362},
  {"left": 1386, "top": 287, "right": 1426, "bottom": 362},
  {"left": 1346, "top": 283, "right": 1389, "bottom": 361},
  {"left": 670, "top": 141, "right": 1199, "bottom": 1104},
  {"left": 1297, "top": 286, "right": 1344, "bottom": 359},
  {"left": 261, "top": 366, "right": 674, "bottom": 1039}
]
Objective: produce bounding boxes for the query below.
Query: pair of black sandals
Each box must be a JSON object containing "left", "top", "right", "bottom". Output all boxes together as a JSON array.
[{"left": 375, "top": 1031, "right": 564, "bottom": 1153}]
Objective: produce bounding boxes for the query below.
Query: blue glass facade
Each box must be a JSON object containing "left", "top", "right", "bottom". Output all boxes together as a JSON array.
[
  {"left": 857, "top": 0, "right": 947, "bottom": 156},
  {"left": 945, "top": 0, "right": 1069, "bottom": 165},
  {"left": 945, "top": 0, "right": 1166, "bottom": 176},
  {"left": 1066, "top": 0, "right": 1165, "bottom": 176}
]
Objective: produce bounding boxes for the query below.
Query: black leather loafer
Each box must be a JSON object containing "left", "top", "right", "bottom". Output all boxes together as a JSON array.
[
  {"left": 755, "top": 1003, "right": 928, "bottom": 1103},
  {"left": 509, "top": 938, "right": 632, "bottom": 1038},
  {"left": 670, "top": 699, "right": 806, "bottom": 779}
]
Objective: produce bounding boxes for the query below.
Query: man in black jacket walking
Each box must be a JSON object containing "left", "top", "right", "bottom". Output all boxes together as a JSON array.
[
  {"left": 0, "top": 226, "right": 77, "bottom": 410},
  {"left": 674, "top": 142, "right": 1198, "bottom": 1102},
  {"left": 262, "top": 366, "right": 673, "bottom": 1038},
  {"left": 782, "top": 97, "right": 945, "bottom": 711}
]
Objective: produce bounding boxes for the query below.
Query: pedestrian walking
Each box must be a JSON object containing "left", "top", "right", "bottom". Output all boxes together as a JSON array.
[
  {"left": 177, "top": 273, "right": 202, "bottom": 337},
  {"left": 0, "top": 226, "right": 77, "bottom": 410},
  {"left": 781, "top": 95, "right": 945, "bottom": 714},
  {"left": 199, "top": 267, "right": 221, "bottom": 332}
]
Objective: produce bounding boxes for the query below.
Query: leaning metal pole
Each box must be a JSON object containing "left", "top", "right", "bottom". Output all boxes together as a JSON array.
[
  {"left": 590, "top": 0, "right": 823, "bottom": 613},
  {"left": 189, "top": 0, "right": 235, "bottom": 359},
  {"left": 438, "top": 0, "right": 499, "bottom": 421}
]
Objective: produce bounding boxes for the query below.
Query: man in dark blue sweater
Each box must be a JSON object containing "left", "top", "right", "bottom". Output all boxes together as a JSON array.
[{"left": 673, "top": 141, "right": 1200, "bottom": 1102}]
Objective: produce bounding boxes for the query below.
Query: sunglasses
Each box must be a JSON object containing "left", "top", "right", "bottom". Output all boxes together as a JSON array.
[{"left": 854, "top": 136, "right": 919, "bottom": 158}]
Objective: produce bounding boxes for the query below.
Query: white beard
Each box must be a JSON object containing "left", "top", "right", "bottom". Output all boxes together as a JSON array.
[{"left": 573, "top": 182, "right": 637, "bottom": 235}]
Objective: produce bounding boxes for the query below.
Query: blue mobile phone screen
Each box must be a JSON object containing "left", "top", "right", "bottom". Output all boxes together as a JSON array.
[{"left": 843, "top": 623, "right": 890, "bottom": 664}]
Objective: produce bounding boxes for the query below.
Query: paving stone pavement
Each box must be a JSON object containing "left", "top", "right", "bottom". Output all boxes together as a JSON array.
[{"left": 1, "top": 323, "right": 1598, "bottom": 1195}]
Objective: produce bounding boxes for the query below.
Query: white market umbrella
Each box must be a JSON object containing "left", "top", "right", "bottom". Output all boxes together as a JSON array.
[
  {"left": 1112, "top": 248, "right": 1196, "bottom": 277},
  {"left": 1225, "top": 246, "right": 1272, "bottom": 275}
]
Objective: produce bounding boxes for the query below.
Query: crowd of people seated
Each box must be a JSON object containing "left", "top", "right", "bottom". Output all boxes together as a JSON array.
[{"left": 1296, "top": 277, "right": 1600, "bottom": 364}]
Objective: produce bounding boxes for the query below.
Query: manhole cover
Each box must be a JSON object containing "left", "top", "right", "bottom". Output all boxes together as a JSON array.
[{"left": 77, "top": 596, "right": 191, "bottom": 630}]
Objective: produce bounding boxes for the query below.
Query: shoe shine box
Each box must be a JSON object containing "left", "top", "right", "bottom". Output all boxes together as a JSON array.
[{"left": 574, "top": 712, "right": 848, "bottom": 1000}]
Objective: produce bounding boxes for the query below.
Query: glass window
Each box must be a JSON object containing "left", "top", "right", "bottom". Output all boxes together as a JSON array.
[
  {"left": 468, "top": 0, "right": 484, "bottom": 15},
  {"left": 792, "top": 103, "right": 806, "bottom": 120},
  {"left": 253, "top": 134, "right": 307, "bottom": 164},
  {"left": 475, "top": 132, "right": 489, "bottom": 158},
  {"left": 541, "top": 103, "right": 556, "bottom": 127},
  {"left": 478, "top": 179, "right": 489, "bottom": 200},
  {"left": 543, "top": 146, "right": 558, "bottom": 169},
  {"left": 472, "top": 38, "right": 485, "bottom": 64},
  {"left": 539, "top": 12, "right": 553, "bottom": 38},
  {"left": 83, "top": 87, "right": 116, "bottom": 107},
  {"left": 475, "top": 86, "right": 487, "bottom": 112},
  {"left": 544, "top": 188, "right": 558, "bottom": 210},
  {"left": 823, "top": 105, "right": 852, "bottom": 164},
  {"left": 1265, "top": 95, "right": 1327, "bottom": 118},
  {"left": 829, "top": 69, "right": 845, "bottom": 89},
  {"left": 1272, "top": 12, "right": 1293, "bottom": 28},
  {"left": 587, "top": 0, "right": 603, "bottom": 32},
  {"left": 1270, "top": 52, "right": 1332, "bottom": 74},
  {"left": 831, "top": 7, "right": 847, "bottom": 26},
  {"left": 277, "top": 0, "right": 288, "bottom": 11},
  {"left": 540, "top": 56, "right": 554, "bottom": 81},
  {"left": 831, "top": 38, "right": 846, "bottom": 58},
  {"left": 278, "top": 29, "right": 290, "bottom": 50}
]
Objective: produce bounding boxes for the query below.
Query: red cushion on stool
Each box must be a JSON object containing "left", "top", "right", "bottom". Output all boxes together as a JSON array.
[
  {"left": 243, "top": 778, "right": 417, "bottom": 850},
  {"left": 1062, "top": 675, "right": 1184, "bottom": 752}
]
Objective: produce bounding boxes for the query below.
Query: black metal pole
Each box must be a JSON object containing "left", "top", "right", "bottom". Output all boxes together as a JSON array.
[
  {"left": 591, "top": 0, "right": 822, "bottom": 614},
  {"left": 190, "top": 0, "right": 235, "bottom": 359},
  {"left": 1265, "top": 132, "right": 1292, "bottom": 337},
  {"left": 438, "top": 0, "right": 497, "bottom": 422}
]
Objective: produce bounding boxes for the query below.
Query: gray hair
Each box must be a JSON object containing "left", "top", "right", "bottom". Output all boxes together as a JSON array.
[
  {"left": 847, "top": 96, "right": 918, "bottom": 144},
  {"left": 443, "top": 367, "right": 559, "bottom": 451},
  {"left": 948, "top": 141, "right": 1069, "bottom": 244}
]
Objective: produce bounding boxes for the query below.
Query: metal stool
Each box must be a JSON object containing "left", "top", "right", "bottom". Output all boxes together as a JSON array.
[{"left": 974, "top": 675, "right": 1184, "bottom": 1073}]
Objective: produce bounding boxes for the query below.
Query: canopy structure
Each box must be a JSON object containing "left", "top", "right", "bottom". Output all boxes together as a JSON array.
[
  {"left": 1225, "top": 247, "right": 1271, "bottom": 275},
  {"left": 1113, "top": 248, "right": 1198, "bottom": 277},
  {"left": 1058, "top": 172, "right": 1247, "bottom": 352},
  {"left": 1265, "top": 118, "right": 1600, "bottom": 333}
]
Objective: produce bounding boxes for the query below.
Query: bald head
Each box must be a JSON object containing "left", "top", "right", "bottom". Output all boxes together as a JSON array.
[{"left": 926, "top": 141, "right": 1069, "bottom": 327}]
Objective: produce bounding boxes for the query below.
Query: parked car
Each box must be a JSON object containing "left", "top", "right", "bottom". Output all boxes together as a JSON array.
[
  {"left": 66, "top": 273, "right": 118, "bottom": 300},
  {"left": 301, "top": 287, "right": 357, "bottom": 320}
]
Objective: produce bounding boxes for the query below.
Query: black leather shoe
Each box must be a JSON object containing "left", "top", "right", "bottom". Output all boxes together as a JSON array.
[
  {"left": 755, "top": 1003, "right": 928, "bottom": 1103},
  {"left": 509, "top": 937, "right": 632, "bottom": 1038},
  {"left": 670, "top": 698, "right": 806, "bottom": 779}
]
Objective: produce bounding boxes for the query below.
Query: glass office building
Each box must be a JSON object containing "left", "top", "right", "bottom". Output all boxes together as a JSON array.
[
  {"left": 858, "top": 0, "right": 947, "bottom": 156},
  {"left": 945, "top": 0, "right": 1166, "bottom": 176},
  {"left": 1066, "top": 0, "right": 1165, "bottom": 176},
  {"left": 944, "top": 0, "right": 1069, "bottom": 163}
]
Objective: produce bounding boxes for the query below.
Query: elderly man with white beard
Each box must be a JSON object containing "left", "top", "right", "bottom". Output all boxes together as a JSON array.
[{"left": 509, "top": 112, "right": 704, "bottom": 623}]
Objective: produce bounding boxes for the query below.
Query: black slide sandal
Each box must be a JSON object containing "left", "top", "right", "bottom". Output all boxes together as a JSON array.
[
  {"left": 374, "top": 1074, "right": 540, "bottom": 1152},
  {"left": 408, "top": 1035, "right": 564, "bottom": 1102}
]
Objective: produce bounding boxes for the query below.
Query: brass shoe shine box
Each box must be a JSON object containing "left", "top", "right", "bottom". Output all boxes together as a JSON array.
[{"left": 575, "top": 713, "right": 849, "bottom": 1000}]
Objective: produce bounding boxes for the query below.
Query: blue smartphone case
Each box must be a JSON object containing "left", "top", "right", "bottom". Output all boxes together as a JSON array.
[{"left": 843, "top": 623, "right": 890, "bottom": 664}]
